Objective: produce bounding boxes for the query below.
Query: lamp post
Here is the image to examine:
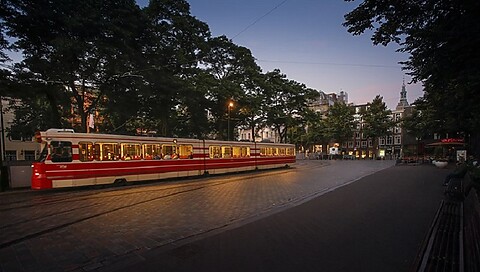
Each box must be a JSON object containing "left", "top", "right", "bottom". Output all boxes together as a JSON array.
[
  {"left": 227, "top": 101, "right": 234, "bottom": 141},
  {"left": 0, "top": 97, "right": 5, "bottom": 191},
  {"left": 0, "top": 97, "right": 4, "bottom": 163}
]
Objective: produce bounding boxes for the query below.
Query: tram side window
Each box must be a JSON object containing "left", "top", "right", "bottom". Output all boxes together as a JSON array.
[
  {"left": 143, "top": 144, "right": 162, "bottom": 160},
  {"left": 94, "top": 144, "right": 101, "bottom": 160},
  {"left": 232, "top": 146, "right": 241, "bottom": 158},
  {"left": 121, "top": 143, "right": 141, "bottom": 160},
  {"left": 222, "top": 146, "right": 232, "bottom": 158},
  {"left": 232, "top": 146, "right": 250, "bottom": 158},
  {"left": 178, "top": 145, "right": 193, "bottom": 159},
  {"left": 287, "top": 147, "right": 295, "bottom": 156},
  {"left": 263, "top": 147, "right": 274, "bottom": 156},
  {"left": 209, "top": 146, "right": 221, "bottom": 158},
  {"left": 241, "top": 147, "right": 250, "bottom": 157},
  {"left": 278, "top": 148, "right": 286, "bottom": 156},
  {"left": 162, "top": 144, "right": 177, "bottom": 159},
  {"left": 260, "top": 147, "right": 266, "bottom": 157},
  {"left": 79, "top": 142, "right": 94, "bottom": 162},
  {"left": 50, "top": 141, "right": 72, "bottom": 162},
  {"left": 100, "top": 143, "right": 120, "bottom": 161}
]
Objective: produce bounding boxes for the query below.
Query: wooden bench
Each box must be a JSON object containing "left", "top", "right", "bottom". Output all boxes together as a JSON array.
[
  {"left": 415, "top": 174, "right": 480, "bottom": 271},
  {"left": 463, "top": 187, "right": 480, "bottom": 272}
]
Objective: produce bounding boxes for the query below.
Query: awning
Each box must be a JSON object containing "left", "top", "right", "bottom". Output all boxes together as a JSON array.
[{"left": 426, "top": 142, "right": 465, "bottom": 146}]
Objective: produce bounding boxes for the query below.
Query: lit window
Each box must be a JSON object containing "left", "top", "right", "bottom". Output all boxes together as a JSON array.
[{"left": 209, "top": 146, "right": 221, "bottom": 158}]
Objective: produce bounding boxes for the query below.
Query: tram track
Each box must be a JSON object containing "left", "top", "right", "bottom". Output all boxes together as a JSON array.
[
  {"left": 0, "top": 166, "right": 304, "bottom": 249},
  {"left": 0, "top": 166, "right": 301, "bottom": 211}
]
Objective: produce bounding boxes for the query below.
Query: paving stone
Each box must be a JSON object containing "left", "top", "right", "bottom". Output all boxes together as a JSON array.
[{"left": 0, "top": 160, "right": 397, "bottom": 271}]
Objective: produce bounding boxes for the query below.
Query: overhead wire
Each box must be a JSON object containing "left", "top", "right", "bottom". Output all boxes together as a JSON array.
[
  {"left": 232, "top": 0, "right": 289, "bottom": 39},
  {"left": 256, "top": 59, "right": 401, "bottom": 69}
]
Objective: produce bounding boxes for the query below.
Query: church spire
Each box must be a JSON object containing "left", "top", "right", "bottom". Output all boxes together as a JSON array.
[{"left": 396, "top": 78, "right": 409, "bottom": 110}]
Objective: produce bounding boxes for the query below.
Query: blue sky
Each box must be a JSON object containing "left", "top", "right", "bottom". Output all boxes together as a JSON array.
[{"left": 178, "top": 0, "right": 424, "bottom": 109}]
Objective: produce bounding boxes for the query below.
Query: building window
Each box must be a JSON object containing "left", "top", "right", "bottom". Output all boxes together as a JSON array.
[
  {"left": 5, "top": 150, "right": 17, "bottom": 161},
  {"left": 361, "top": 141, "right": 367, "bottom": 148},
  {"left": 395, "top": 136, "right": 402, "bottom": 145},
  {"left": 386, "top": 136, "right": 393, "bottom": 145},
  {"left": 24, "top": 150, "right": 36, "bottom": 161},
  {"left": 368, "top": 139, "right": 373, "bottom": 147},
  {"left": 348, "top": 141, "right": 353, "bottom": 148},
  {"left": 8, "top": 134, "right": 22, "bottom": 141},
  {"left": 379, "top": 137, "right": 386, "bottom": 146}
]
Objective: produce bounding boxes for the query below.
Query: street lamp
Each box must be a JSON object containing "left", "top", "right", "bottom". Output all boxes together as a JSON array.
[{"left": 227, "top": 101, "right": 234, "bottom": 141}]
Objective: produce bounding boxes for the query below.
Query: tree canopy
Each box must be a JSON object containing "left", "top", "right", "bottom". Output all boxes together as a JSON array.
[
  {"left": 0, "top": 0, "right": 318, "bottom": 143},
  {"left": 344, "top": 0, "right": 480, "bottom": 154}
]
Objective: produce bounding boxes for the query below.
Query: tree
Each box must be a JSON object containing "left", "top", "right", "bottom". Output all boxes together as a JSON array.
[
  {"left": 3, "top": 0, "right": 146, "bottom": 132},
  {"left": 343, "top": 0, "right": 480, "bottom": 155},
  {"left": 134, "top": 0, "right": 211, "bottom": 137},
  {"left": 401, "top": 98, "right": 443, "bottom": 141},
  {"left": 324, "top": 102, "right": 356, "bottom": 146},
  {"left": 201, "top": 36, "right": 261, "bottom": 140},
  {"left": 301, "top": 110, "right": 329, "bottom": 153},
  {"left": 262, "top": 69, "right": 317, "bottom": 143},
  {"left": 360, "top": 95, "right": 395, "bottom": 158}
]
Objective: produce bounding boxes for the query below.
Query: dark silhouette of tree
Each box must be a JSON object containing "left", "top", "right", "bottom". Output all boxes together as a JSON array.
[
  {"left": 360, "top": 95, "right": 395, "bottom": 158},
  {"left": 343, "top": 0, "right": 480, "bottom": 155},
  {"left": 324, "top": 101, "right": 356, "bottom": 146}
]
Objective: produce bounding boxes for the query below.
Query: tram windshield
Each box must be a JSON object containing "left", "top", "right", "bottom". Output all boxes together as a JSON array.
[{"left": 50, "top": 141, "right": 73, "bottom": 162}]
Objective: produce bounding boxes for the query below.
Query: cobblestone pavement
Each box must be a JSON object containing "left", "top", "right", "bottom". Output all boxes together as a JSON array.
[{"left": 0, "top": 160, "right": 395, "bottom": 271}]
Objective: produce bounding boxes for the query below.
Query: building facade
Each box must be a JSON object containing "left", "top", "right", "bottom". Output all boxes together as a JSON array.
[
  {"left": 342, "top": 81, "right": 414, "bottom": 159},
  {"left": 1, "top": 98, "right": 41, "bottom": 165}
]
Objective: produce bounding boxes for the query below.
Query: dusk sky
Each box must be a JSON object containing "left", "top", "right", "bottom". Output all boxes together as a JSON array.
[{"left": 148, "top": 0, "right": 424, "bottom": 109}]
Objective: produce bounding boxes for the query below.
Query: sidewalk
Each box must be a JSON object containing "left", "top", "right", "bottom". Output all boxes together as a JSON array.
[{"left": 119, "top": 164, "right": 447, "bottom": 272}]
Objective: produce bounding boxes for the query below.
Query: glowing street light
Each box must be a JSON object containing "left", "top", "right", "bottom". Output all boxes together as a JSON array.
[{"left": 228, "top": 101, "right": 234, "bottom": 141}]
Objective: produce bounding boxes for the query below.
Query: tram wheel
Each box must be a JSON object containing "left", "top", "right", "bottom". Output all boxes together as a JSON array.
[{"left": 114, "top": 178, "right": 128, "bottom": 186}]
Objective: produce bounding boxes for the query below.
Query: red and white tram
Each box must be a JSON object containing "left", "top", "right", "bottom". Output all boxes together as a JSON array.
[{"left": 31, "top": 129, "right": 296, "bottom": 190}]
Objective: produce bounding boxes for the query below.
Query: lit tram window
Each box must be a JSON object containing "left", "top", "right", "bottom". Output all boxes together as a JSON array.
[
  {"left": 241, "top": 147, "right": 250, "bottom": 157},
  {"left": 278, "top": 148, "right": 286, "bottom": 156},
  {"left": 178, "top": 145, "right": 193, "bottom": 159},
  {"left": 222, "top": 146, "right": 232, "bottom": 158},
  {"left": 100, "top": 143, "right": 120, "bottom": 161},
  {"left": 232, "top": 146, "right": 241, "bottom": 158},
  {"left": 209, "top": 146, "right": 220, "bottom": 158},
  {"left": 231, "top": 146, "right": 250, "bottom": 158},
  {"left": 162, "top": 144, "right": 177, "bottom": 159},
  {"left": 287, "top": 147, "right": 295, "bottom": 156},
  {"left": 78, "top": 142, "right": 94, "bottom": 161},
  {"left": 50, "top": 141, "right": 73, "bottom": 162},
  {"left": 143, "top": 144, "right": 161, "bottom": 160},
  {"left": 260, "top": 147, "right": 266, "bottom": 156},
  {"left": 121, "top": 143, "right": 141, "bottom": 160}
]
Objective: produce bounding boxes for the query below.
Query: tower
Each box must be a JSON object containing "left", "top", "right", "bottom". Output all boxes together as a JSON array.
[{"left": 396, "top": 78, "right": 409, "bottom": 110}]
